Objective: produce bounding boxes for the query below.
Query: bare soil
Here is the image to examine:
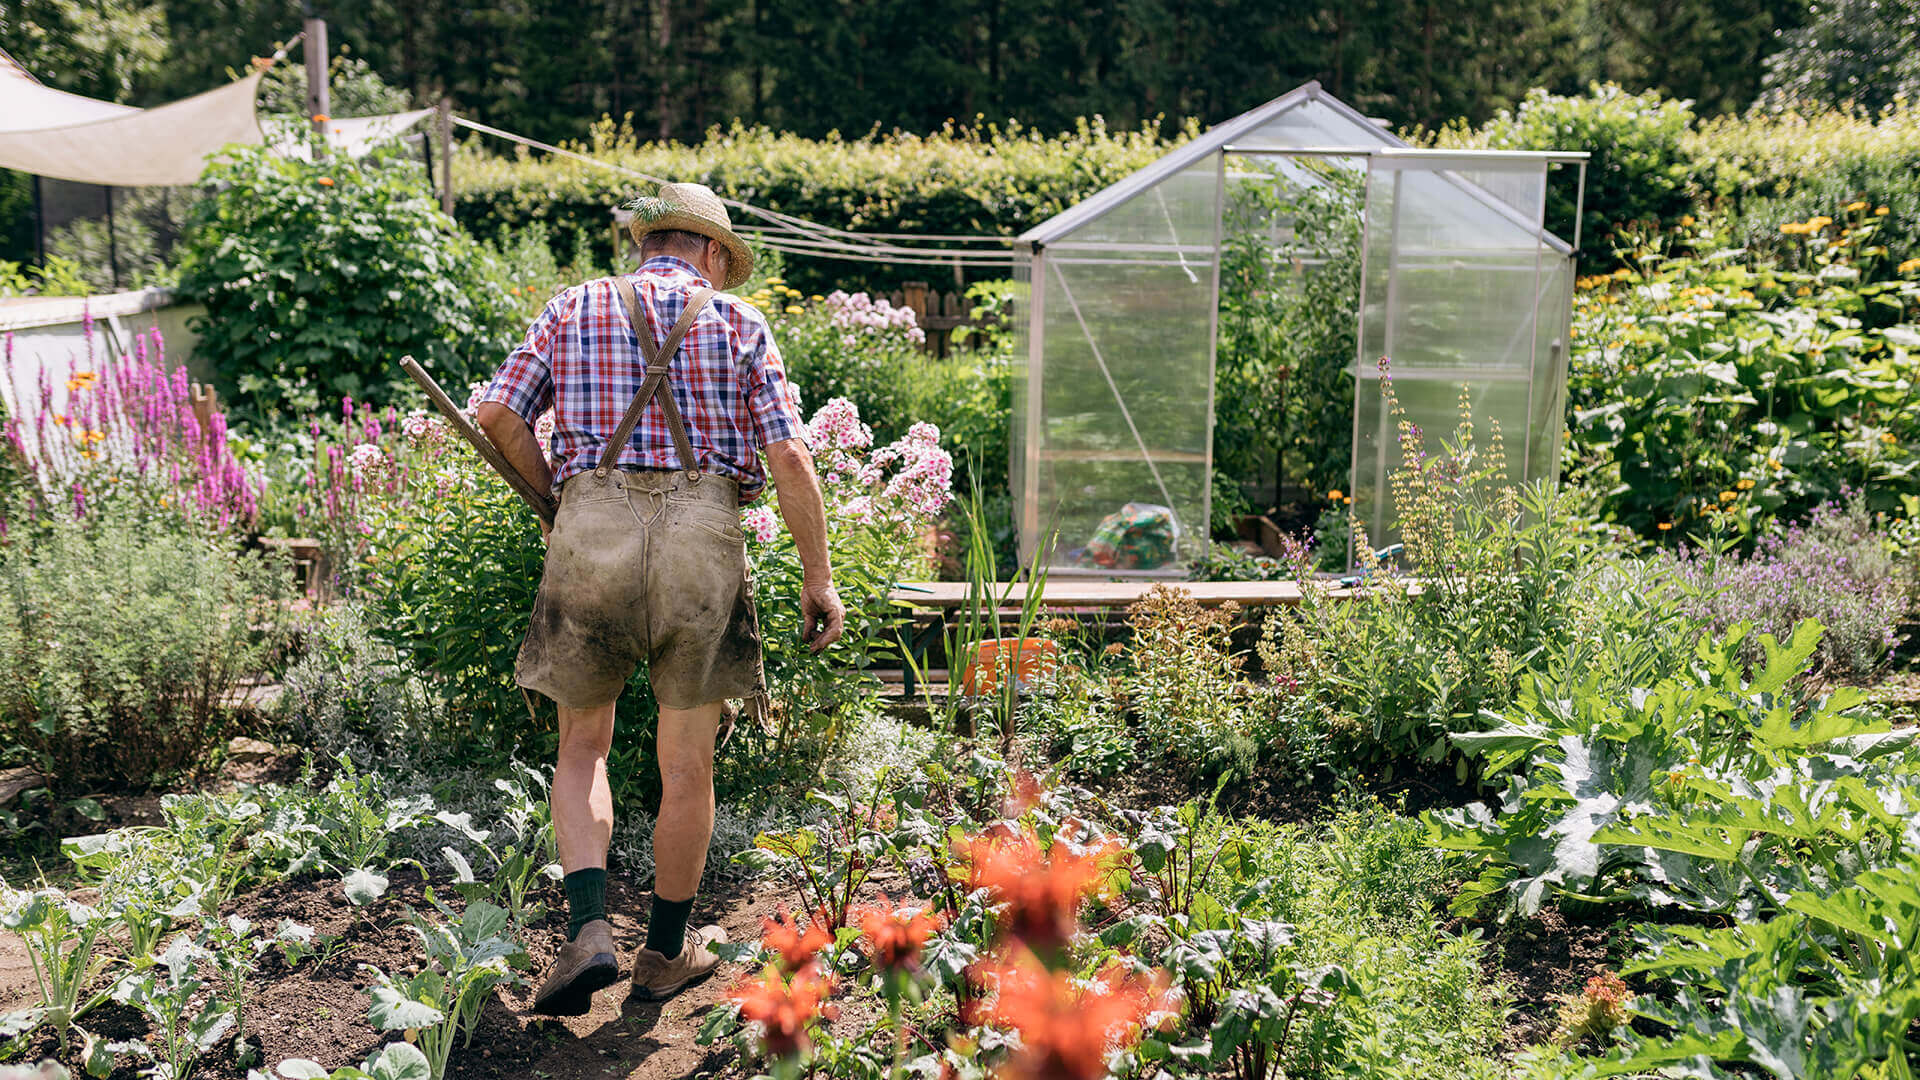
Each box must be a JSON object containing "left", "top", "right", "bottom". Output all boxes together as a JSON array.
[{"left": 1475, "top": 902, "right": 1628, "bottom": 1049}]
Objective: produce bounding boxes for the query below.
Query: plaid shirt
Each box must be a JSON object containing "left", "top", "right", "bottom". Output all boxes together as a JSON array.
[{"left": 479, "top": 256, "right": 803, "bottom": 502}]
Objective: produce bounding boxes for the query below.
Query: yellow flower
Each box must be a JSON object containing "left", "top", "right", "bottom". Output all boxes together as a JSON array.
[
  {"left": 1810, "top": 215, "right": 1833, "bottom": 228},
  {"left": 785, "top": 305, "right": 803, "bottom": 314},
  {"left": 1796, "top": 286, "right": 1812, "bottom": 296},
  {"left": 1342, "top": 496, "right": 1352, "bottom": 505},
  {"left": 1657, "top": 522, "right": 1674, "bottom": 531},
  {"left": 1737, "top": 478, "right": 1755, "bottom": 490},
  {"left": 1612, "top": 268, "right": 1631, "bottom": 281},
  {"left": 1899, "top": 259, "right": 1920, "bottom": 275},
  {"left": 765, "top": 277, "right": 785, "bottom": 286},
  {"left": 1328, "top": 489, "right": 1344, "bottom": 502},
  {"left": 52, "top": 414, "right": 69, "bottom": 426},
  {"left": 82, "top": 429, "right": 105, "bottom": 445},
  {"left": 1846, "top": 201, "right": 1869, "bottom": 212},
  {"left": 1876, "top": 206, "right": 1890, "bottom": 215},
  {"left": 1680, "top": 215, "right": 1696, "bottom": 227},
  {"left": 1781, "top": 222, "right": 1805, "bottom": 235},
  {"left": 1768, "top": 459, "right": 1783, "bottom": 471},
  {"left": 810, "top": 294, "right": 825, "bottom": 302},
  {"left": 1883, "top": 432, "right": 1899, "bottom": 445}
]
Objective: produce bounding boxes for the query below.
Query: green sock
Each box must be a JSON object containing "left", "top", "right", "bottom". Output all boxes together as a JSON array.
[
  {"left": 564, "top": 868, "right": 608, "bottom": 942},
  {"left": 645, "top": 893, "right": 695, "bottom": 957}
]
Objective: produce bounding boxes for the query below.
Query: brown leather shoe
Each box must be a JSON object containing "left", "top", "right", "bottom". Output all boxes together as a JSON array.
[
  {"left": 629, "top": 925, "right": 728, "bottom": 1002},
  {"left": 532, "top": 919, "right": 620, "bottom": 1016}
]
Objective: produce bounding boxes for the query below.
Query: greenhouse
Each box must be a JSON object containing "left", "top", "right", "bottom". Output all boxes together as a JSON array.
[{"left": 1011, "top": 82, "right": 1588, "bottom": 573}]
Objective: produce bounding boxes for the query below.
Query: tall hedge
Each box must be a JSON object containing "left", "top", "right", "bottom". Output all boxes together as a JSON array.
[{"left": 452, "top": 117, "right": 1189, "bottom": 293}]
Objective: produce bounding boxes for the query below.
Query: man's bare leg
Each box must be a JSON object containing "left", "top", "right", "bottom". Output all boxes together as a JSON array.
[
  {"left": 645, "top": 701, "right": 722, "bottom": 958},
  {"left": 554, "top": 700, "right": 618, "bottom": 875},
  {"left": 532, "top": 699, "right": 622, "bottom": 1015}
]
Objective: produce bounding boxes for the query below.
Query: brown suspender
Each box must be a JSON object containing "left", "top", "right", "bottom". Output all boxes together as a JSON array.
[{"left": 600, "top": 277, "right": 718, "bottom": 481}]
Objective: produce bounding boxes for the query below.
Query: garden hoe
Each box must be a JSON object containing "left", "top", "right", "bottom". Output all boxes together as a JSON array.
[{"left": 399, "top": 355, "right": 559, "bottom": 529}]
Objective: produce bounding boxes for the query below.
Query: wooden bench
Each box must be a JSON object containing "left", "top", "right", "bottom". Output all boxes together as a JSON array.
[{"left": 883, "top": 579, "right": 1363, "bottom": 695}]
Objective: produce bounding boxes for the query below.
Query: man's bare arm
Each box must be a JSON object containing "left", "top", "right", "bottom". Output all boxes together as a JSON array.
[
  {"left": 764, "top": 437, "right": 845, "bottom": 652},
  {"left": 477, "top": 403, "right": 555, "bottom": 532}
]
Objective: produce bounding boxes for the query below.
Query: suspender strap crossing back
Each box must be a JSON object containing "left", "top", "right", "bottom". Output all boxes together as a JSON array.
[{"left": 601, "top": 276, "right": 718, "bottom": 479}]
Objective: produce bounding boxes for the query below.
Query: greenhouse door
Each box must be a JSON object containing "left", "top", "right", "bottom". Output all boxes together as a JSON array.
[{"left": 1349, "top": 153, "right": 1574, "bottom": 559}]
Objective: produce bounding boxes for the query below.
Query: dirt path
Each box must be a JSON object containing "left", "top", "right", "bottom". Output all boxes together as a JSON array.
[{"left": 0, "top": 870, "right": 799, "bottom": 1080}]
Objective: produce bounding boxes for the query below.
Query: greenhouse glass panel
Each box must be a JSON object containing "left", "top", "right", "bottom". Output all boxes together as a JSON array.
[{"left": 1016, "top": 153, "right": 1222, "bottom": 573}]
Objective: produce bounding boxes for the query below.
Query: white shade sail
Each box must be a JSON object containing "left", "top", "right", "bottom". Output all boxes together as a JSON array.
[
  {"left": 274, "top": 108, "right": 436, "bottom": 161},
  {"left": 0, "top": 70, "right": 265, "bottom": 185}
]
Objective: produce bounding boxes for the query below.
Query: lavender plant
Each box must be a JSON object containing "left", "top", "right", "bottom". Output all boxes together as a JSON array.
[{"left": 1656, "top": 494, "right": 1904, "bottom": 679}]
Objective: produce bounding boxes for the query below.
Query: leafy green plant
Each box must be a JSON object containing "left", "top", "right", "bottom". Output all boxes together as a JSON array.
[
  {"left": 178, "top": 135, "right": 511, "bottom": 425},
  {"left": 1123, "top": 587, "right": 1257, "bottom": 778},
  {"left": 1215, "top": 166, "right": 1362, "bottom": 518},
  {"left": 361, "top": 898, "right": 527, "bottom": 1080},
  {"left": 1260, "top": 378, "right": 1609, "bottom": 772},
  {"left": 1428, "top": 619, "right": 1913, "bottom": 920},
  {"left": 198, "top": 916, "right": 271, "bottom": 1068},
  {"left": 67, "top": 791, "right": 266, "bottom": 916},
  {"left": 109, "top": 937, "right": 237, "bottom": 1080},
  {"left": 0, "top": 890, "right": 115, "bottom": 1054},
  {"left": 273, "top": 1041, "right": 433, "bottom": 1080},
  {"left": 434, "top": 765, "right": 561, "bottom": 927},
  {"left": 0, "top": 256, "right": 92, "bottom": 298},
  {"left": 274, "top": 756, "right": 436, "bottom": 906}
]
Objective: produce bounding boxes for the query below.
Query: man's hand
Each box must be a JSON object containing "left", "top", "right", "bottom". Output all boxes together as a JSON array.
[{"left": 801, "top": 581, "right": 845, "bottom": 653}]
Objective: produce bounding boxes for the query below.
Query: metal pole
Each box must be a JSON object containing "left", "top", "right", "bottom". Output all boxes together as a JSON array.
[
  {"left": 437, "top": 96, "right": 454, "bottom": 217},
  {"left": 31, "top": 175, "right": 44, "bottom": 268},
  {"left": 104, "top": 185, "right": 120, "bottom": 291},
  {"left": 303, "top": 6, "right": 331, "bottom": 155}
]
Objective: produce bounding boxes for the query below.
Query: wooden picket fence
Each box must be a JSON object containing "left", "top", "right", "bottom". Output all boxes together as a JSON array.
[{"left": 886, "top": 281, "right": 1010, "bottom": 357}]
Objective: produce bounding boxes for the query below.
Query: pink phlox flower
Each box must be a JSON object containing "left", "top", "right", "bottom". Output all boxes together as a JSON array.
[{"left": 741, "top": 506, "right": 780, "bottom": 543}]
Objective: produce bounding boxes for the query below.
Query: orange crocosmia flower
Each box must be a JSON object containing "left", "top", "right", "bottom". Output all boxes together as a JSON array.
[
  {"left": 965, "top": 829, "right": 1120, "bottom": 952},
  {"left": 732, "top": 963, "right": 837, "bottom": 1060},
  {"left": 760, "top": 908, "right": 832, "bottom": 974},
  {"left": 986, "top": 954, "right": 1166, "bottom": 1080},
  {"left": 852, "top": 894, "right": 944, "bottom": 972},
  {"left": 318, "top": 177, "right": 335, "bottom": 187}
]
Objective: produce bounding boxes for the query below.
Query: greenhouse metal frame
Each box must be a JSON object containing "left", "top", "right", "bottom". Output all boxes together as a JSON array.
[{"left": 1012, "top": 81, "right": 1587, "bottom": 574}]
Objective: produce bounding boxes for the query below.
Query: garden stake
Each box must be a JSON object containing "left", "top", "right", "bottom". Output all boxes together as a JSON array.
[{"left": 398, "top": 355, "right": 558, "bottom": 528}]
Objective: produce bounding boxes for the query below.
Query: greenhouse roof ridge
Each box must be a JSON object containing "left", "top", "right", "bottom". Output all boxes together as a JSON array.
[{"left": 1022, "top": 81, "right": 1368, "bottom": 246}]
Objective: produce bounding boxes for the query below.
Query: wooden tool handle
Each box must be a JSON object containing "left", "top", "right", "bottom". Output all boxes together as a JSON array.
[{"left": 399, "top": 355, "right": 559, "bottom": 528}]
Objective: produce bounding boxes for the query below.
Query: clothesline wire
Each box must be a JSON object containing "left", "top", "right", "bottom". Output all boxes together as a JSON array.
[{"left": 449, "top": 114, "right": 1020, "bottom": 267}]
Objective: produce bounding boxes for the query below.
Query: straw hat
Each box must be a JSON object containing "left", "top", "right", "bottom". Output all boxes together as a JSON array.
[{"left": 625, "top": 182, "right": 754, "bottom": 291}]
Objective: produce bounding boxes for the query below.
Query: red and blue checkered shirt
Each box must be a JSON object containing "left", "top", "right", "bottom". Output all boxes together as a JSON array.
[{"left": 479, "top": 256, "right": 804, "bottom": 502}]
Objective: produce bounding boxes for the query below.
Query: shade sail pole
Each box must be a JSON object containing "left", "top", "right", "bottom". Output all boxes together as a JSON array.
[{"left": 1048, "top": 260, "right": 1182, "bottom": 526}]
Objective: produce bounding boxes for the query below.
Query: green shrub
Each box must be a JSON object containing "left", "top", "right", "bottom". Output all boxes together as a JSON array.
[
  {"left": 178, "top": 137, "right": 512, "bottom": 425},
  {"left": 1465, "top": 83, "right": 1696, "bottom": 266},
  {"left": 451, "top": 117, "right": 1187, "bottom": 294},
  {"left": 1564, "top": 215, "right": 1920, "bottom": 537},
  {"left": 0, "top": 504, "right": 292, "bottom": 792},
  {"left": 1688, "top": 101, "right": 1920, "bottom": 265}
]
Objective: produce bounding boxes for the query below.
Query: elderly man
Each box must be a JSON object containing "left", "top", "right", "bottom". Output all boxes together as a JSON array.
[{"left": 476, "top": 183, "right": 844, "bottom": 1016}]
